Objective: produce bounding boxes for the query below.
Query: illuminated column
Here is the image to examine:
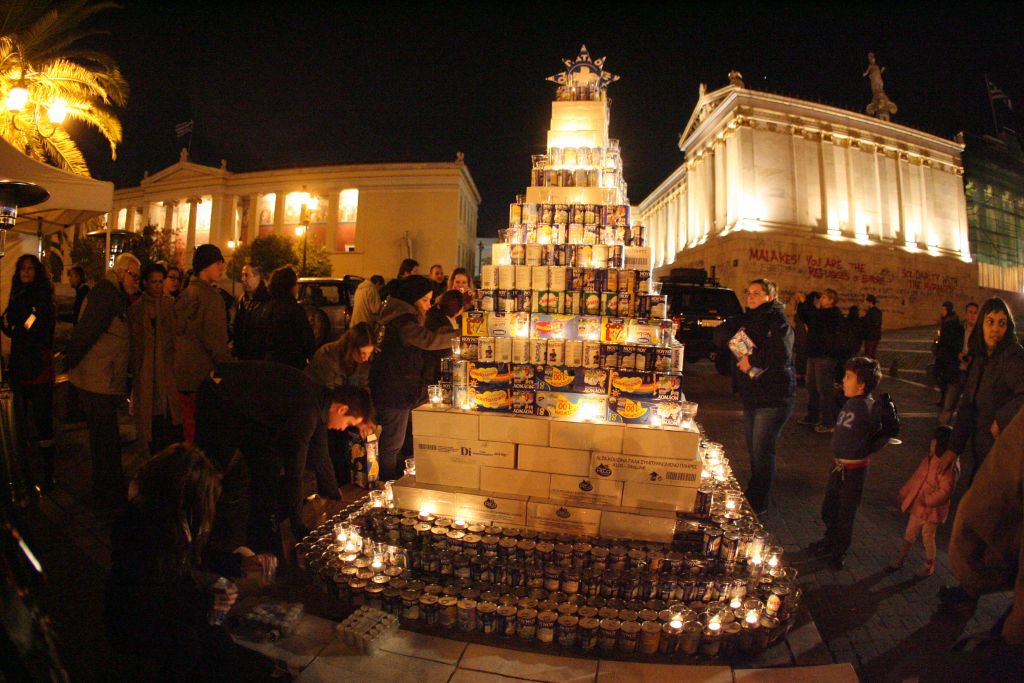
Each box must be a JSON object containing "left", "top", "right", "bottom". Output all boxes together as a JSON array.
[
  {"left": 209, "top": 193, "right": 226, "bottom": 246},
  {"left": 665, "top": 195, "right": 677, "bottom": 262},
  {"left": 163, "top": 201, "right": 174, "bottom": 233},
  {"left": 245, "top": 193, "right": 259, "bottom": 243},
  {"left": 273, "top": 191, "right": 285, "bottom": 235},
  {"left": 326, "top": 189, "right": 340, "bottom": 251},
  {"left": 185, "top": 196, "right": 199, "bottom": 254},
  {"left": 676, "top": 185, "right": 689, "bottom": 248}
]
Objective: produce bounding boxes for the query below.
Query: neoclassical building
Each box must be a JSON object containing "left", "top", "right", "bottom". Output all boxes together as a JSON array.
[
  {"left": 637, "top": 76, "right": 990, "bottom": 328},
  {"left": 109, "top": 149, "right": 481, "bottom": 278}
]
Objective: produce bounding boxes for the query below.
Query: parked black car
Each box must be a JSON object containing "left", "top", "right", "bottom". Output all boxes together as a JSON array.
[
  {"left": 661, "top": 269, "right": 742, "bottom": 373},
  {"left": 298, "top": 275, "right": 363, "bottom": 346}
]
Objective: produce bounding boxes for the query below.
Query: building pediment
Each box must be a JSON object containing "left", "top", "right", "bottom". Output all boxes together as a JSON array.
[
  {"left": 679, "top": 85, "right": 739, "bottom": 149},
  {"left": 141, "top": 151, "right": 229, "bottom": 189}
]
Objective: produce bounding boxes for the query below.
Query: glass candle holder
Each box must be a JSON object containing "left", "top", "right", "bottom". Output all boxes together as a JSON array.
[
  {"left": 404, "top": 458, "right": 416, "bottom": 477},
  {"left": 451, "top": 336, "right": 462, "bottom": 357},
  {"left": 427, "top": 384, "right": 444, "bottom": 407}
]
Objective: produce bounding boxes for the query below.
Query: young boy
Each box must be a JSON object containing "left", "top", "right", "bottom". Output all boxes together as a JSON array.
[{"left": 807, "top": 357, "right": 884, "bottom": 569}]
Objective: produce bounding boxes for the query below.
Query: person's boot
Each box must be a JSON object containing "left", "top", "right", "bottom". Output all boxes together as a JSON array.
[
  {"left": 916, "top": 557, "right": 936, "bottom": 577},
  {"left": 888, "top": 540, "right": 911, "bottom": 571}
]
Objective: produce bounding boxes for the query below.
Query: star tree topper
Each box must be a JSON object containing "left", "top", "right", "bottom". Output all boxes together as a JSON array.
[{"left": 546, "top": 45, "right": 620, "bottom": 91}]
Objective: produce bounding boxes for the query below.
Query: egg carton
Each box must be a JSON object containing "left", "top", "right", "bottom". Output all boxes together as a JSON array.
[
  {"left": 335, "top": 606, "right": 400, "bottom": 654},
  {"left": 236, "top": 601, "right": 304, "bottom": 642}
]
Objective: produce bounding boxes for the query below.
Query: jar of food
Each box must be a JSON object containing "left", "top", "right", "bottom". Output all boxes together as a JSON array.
[
  {"left": 438, "top": 596, "right": 458, "bottom": 628},
  {"left": 499, "top": 538, "right": 519, "bottom": 560},
  {"left": 517, "top": 539, "right": 537, "bottom": 562},
  {"left": 659, "top": 620, "right": 682, "bottom": 654},
  {"left": 497, "top": 604, "right": 518, "bottom": 637},
  {"left": 598, "top": 618, "right": 621, "bottom": 652},
  {"left": 537, "top": 611, "right": 558, "bottom": 643},
  {"left": 554, "top": 543, "right": 573, "bottom": 566},
  {"left": 481, "top": 535, "right": 499, "bottom": 558},
  {"left": 457, "top": 598, "right": 478, "bottom": 632},
  {"left": 401, "top": 589, "right": 422, "bottom": 620},
  {"left": 572, "top": 542, "right": 592, "bottom": 569},
  {"left": 517, "top": 607, "right": 538, "bottom": 640},
  {"left": 556, "top": 614, "right": 579, "bottom": 648},
  {"left": 536, "top": 541, "right": 555, "bottom": 563},
  {"left": 680, "top": 620, "right": 703, "bottom": 655},
  {"left": 578, "top": 616, "right": 600, "bottom": 651},
  {"left": 561, "top": 569, "right": 580, "bottom": 595},
  {"left": 526, "top": 565, "right": 544, "bottom": 589},
  {"left": 557, "top": 602, "right": 579, "bottom": 618},
  {"left": 477, "top": 601, "right": 498, "bottom": 634},
  {"left": 419, "top": 594, "right": 439, "bottom": 625}
]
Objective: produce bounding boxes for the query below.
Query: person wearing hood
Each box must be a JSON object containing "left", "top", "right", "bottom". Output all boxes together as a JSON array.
[
  {"left": 795, "top": 288, "right": 845, "bottom": 432},
  {"left": 713, "top": 278, "right": 796, "bottom": 513},
  {"left": 941, "top": 297, "right": 1024, "bottom": 485},
  {"left": 369, "top": 275, "right": 457, "bottom": 481},
  {"left": 263, "top": 265, "right": 316, "bottom": 370},
  {"left": 933, "top": 300, "right": 964, "bottom": 413}
]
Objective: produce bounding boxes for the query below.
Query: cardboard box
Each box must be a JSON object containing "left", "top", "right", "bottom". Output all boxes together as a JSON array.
[
  {"left": 411, "top": 408, "right": 479, "bottom": 440},
  {"left": 573, "top": 367, "right": 611, "bottom": 395},
  {"left": 621, "top": 482, "right": 698, "bottom": 512},
  {"left": 391, "top": 478, "right": 458, "bottom": 517},
  {"left": 415, "top": 450, "right": 481, "bottom": 489},
  {"left": 531, "top": 314, "right": 580, "bottom": 340},
  {"left": 608, "top": 370, "right": 659, "bottom": 399},
  {"left": 621, "top": 424, "right": 701, "bottom": 460},
  {"left": 479, "top": 413, "right": 549, "bottom": 446},
  {"left": 468, "top": 386, "right": 511, "bottom": 412},
  {"left": 527, "top": 500, "right": 602, "bottom": 536},
  {"left": 509, "top": 388, "right": 536, "bottom": 415},
  {"left": 590, "top": 452, "right": 702, "bottom": 487},
  {"left": 655, "top": 374, "right": 683, "bottom": 401},
  {"left": 455, "top": 491, "right": 528, "bottom": 527},
  {"left": 549, "top": 474, "right": 623, "bottom": 507},
  {"left": 599, "top": 507, "right": 679, "bottom": 543},
  {"left": 480, "top": 466, "right": 550, "bottom": 498},
  {"left": 462, "top": 311, "right": 488, "bottom": 336},
  {"left": 536, "top": 365, "right": 580, "bottom": 392},
  {"left": 413, "top": 435, "right": 516, "bottom": 469},
  {"left": 607, "top": 396, "right": 680, "bottom": 425},
  {"left": 510, "top": 364, "right": 538, "bottom": 390},
  {"left": 486, "top": 312, "right": 530, "bottom": 338},
  {"left": 549, "top": 419, "right": 624, "bottom": 453},
  {"left": 516, "top": 444, "right": 592, "bottom": 477},
  {"left": 466, "top": 362, "right": 511, "bottom": 387},
  {"left": 535, "top": 391, "right": 607, "bottom": 420}
]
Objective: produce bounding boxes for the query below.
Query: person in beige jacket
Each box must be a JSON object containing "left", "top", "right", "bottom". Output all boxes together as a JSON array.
[
  {"left": 174, "top": 245, "right": 231, "bottom": 441},
  {"left": 63, "top": 253, "right": 140, "bottom": 506}
]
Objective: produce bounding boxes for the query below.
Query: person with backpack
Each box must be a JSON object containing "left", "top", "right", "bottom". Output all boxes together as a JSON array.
[
  {"left": 795, "top": 288, "right": 845, "bottom": 433},
  {"left": 807, "top": 357, "right": 894, "bottom": 569}
]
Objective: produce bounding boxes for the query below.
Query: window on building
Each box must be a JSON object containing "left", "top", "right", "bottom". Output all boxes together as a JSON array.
[
  {"left": 258, "top": 193, "right": 276, "bottom": 237},
  {"left": 336, "top": 188, "right": 358, "bottom": 252}
]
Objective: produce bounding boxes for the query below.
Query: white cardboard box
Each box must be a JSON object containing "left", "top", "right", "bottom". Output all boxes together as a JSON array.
[
  {"left": 590, "top": 452, "right": 702, "bottom": 488},
  {"left": 526, "top": 500, "right": 602, "bottom": 536},
  {"left": 415, "top": 451, "right": 480, "bottom": 489},
  {"left": 549, "top": 419, "right": 624, "bottom": 453},
  {"left": 548, "top": 474, "right": 623, "bottom": 507},
  {"left": 411, "top": 407, "right": 479, "bottom": 440},
  {"left": 599, "top": 507, "right": 678, "bottom": 544},
  {"left": 621, "top": 425, "right": 700, "bottom": 460},
  {"left": 391, "top": 478, "right": 458, "bottom": 517},
  {"left": 516, "top": 445, "right": 592, "bottom": 477},
  {"left": 621, "top": 481, "right": 698, "bottom": 512},
  {"left": 478, "top": 413, "right": 550, "bottom": 446},
  {"left": 455, "top": 491, "right": 529, "bottom": 527},
  {"left": 480, "top": 466, "right": 550, "bottom": 498},
  {"left": 413, "top": 435, "right": 516, "bottom": 469}
]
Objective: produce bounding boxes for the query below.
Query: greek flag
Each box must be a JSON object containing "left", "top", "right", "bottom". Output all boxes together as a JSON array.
[{"left": 175, "top": 120, "right": 194, "bottom": 137}]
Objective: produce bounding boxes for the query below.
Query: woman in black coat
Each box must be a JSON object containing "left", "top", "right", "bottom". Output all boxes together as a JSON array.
[
  {"left": 2, "top": 254, "right": 57, "bottom": 491},
  {"left": 714, "top": 278, "right": 796, "bottom": 513},
  {"left": 369, "top": 276, "right": 457, "bottom": 481},
  {"left": 263, "top": 265, "right": 316, "bottom": 370},
  {"left": 944, "top": 297, "right": 1024, "bottom": 483}
]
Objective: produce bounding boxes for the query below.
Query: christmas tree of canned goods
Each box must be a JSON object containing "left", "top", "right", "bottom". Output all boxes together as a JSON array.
[{"left": 464, "top": 45, "right": 685, "bottom": 425}]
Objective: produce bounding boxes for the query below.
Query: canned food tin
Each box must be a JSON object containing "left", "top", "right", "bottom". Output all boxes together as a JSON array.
[
  {"left": 517, "top": 607, "right": 538, "bottom": 640},
  {"left": 546, "top": 338, "right": 565, "bottom": 365},
  {"left": 494, "top": 337, "right": 512, "bottom": 363},
  {"left": 554, "top": 204, "right": 569, "bottom": 225},
  {"left": 514, "top": 265, "right": 532, "bottom": 290},
  {"left": 512, "top": 339, "right": 530, "bottom": 364},
  {"left": 531, "top": 265, "right": 549, "bottom": 290},
  {"left": 530, "top": 339, "right": 547, "bottom": 365},
  {"left": 457, "top": 598, "right": 478, "bottom": 631},
  {"left": 497, "top": 265, "right": 515, "bottom": 289},
  {"left": 583, "top": 341, "right": 602, "bottom": 369},
  {"left": 509, "top": 244, "right": 526, "bottom": 266},
  {"left": 478, "top": 290, "right": 495, "bottom": 312},
  {"left": 598, "top": 618, "right": 621, "bottom": 652},
  {"left": 568, "top": 223, "right": 584, "bottom": 245},
  {"left": 548, "top": 266, "right": 567, "bottom": 292},
  {"left": 480, "top": 265, "right": 497, "bottom": 290},
  {"left": 564, "top": 340, "right": 584, "bottom": 367},
  {"left": 579, "top": 616, "right": 600, "bottom": 651},
  {"left": 600, "top": 343, "right": 620, "bottom": 369},
  {"left": 537, "top": 611, "right": 558, "bottom": 643},
  {"left": 525, "top": 244, "right": 544, "bottom": 266},
  {"left": 478, "top": 337, "right": 495, "bottom": 362}
]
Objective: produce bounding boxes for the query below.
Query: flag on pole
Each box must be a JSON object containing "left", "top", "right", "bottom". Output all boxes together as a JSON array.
[
  {"left": 986, "top": 78, "right": 1013, "bottom": 111},
  {"left": 175, "top": 120, "right": 195, "bottom": 137}
]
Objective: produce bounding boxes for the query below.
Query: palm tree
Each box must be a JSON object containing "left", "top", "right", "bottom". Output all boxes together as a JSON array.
[{"left": 0, "top": 1, "right": 128, "bottom": 175}]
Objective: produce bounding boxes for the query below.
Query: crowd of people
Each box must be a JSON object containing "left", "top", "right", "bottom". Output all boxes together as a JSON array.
[
  {"left": 717, "top": 280, "right": 1024, "bottom": 646},
  {"left": 2, "top": 247, "right": 473, "bottom": 676}
]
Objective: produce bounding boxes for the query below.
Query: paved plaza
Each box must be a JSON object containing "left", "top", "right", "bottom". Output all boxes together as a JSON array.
[{"left": 14, "top": 327, "right": 1016, "bottom": 682}]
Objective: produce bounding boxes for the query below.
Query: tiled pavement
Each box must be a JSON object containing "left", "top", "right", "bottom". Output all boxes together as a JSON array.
[{"left": 12, "top": 327, "right": 1015, "bottom": 681}]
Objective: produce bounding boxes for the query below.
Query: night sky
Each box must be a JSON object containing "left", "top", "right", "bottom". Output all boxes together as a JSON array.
[{"left": 72, "top": 2, "right": 1024, "bottom": 237}]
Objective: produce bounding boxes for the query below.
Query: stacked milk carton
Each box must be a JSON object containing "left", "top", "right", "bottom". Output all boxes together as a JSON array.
[{"left": 394, "top": 407, "right": 702, "bottom": 544}]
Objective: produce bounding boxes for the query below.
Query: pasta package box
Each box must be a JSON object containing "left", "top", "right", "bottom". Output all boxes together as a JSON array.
[
  {"left": 590, "top": 452, "right": 702, "bottom": 488},
  {"left": 608, "top": 370, "right": 659, "bottom": 399},
  {"left": 601, "top": 317, "right": 628, "bottom": 343},
  {"left": 531, "top": 314, "right": 580, "bottom": 340},
  {"left": 466, "top": 362, "right": 512, "bottom": 388},
  {"left": 413, "top": 435, "right": 516, "bottom": 469},
  {"left": 606, "top": 396, "right": 660, "bottom": 424},
  {"left": 469, "top": 386, "right": 511, "bottom": 412},
  {"left": 487, "top": 311, "right": 530, "bottom": 338},
  {"left": 573, "top": 367, "right": 611, "bottom": 395},
  {"left": 510, "top": 364, "right": 538, "bottom": 390},
  {"left": 462, "top": 311, "right": 488, "bottom": 336},
  {"left": 509, "top": 388, "right": 537, "bottom": 415},
  {"left": 411, "top": 407, "right": 479, "bottom": 440},
  {"left": 526, "top": 500, "right": 602, "bottom": 537},
  {"left": 655, "top": 373, "right": 683, "bottom": 401},
  {"left": 535, "top": 391, "right": 607, "bottom": 421},
  {"left": 536, "top": 365, "right": 581, "bottom": 391}
]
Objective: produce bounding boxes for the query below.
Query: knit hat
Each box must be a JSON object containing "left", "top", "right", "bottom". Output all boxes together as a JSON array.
[
  {"left": 395, "top": 275, "right": 435, "bottom": 305},
  {"left": 192, "top": 244, "right": 224, "bottom": 275}
]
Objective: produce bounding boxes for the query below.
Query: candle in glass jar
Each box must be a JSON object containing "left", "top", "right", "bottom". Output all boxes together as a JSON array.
[
  {"left": 700, "top": 618, "right": 723, "bottom": 656},
  {"left": 452, "top": 518, "right": 468, "bottom": 531}
]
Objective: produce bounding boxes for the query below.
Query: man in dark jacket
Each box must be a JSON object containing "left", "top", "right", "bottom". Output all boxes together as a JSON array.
[
  {"left": 862, "top": 294, "right": 883, "bottom": 359},
  {"left": 796, "top": 288, "right": 845, "bottom": 432},
  {"left": 196, "top": 361, "right": 371, "bottom": 551},
  {"left": 68, "top": 264, "right": 89, "bottom": 325},
  {"left": 933, "top": 301, "right": 964, "bottom": 411},
  {"left": 370, "top": 275, "right": 456, "bottom": 481},
  {"left": 382, "top": 258, "right": 419, "bottom": 301},
  {"left": 715, "top": 278, "right": 795, "bottom": 513},
  {"left": 232, "top": 263, "right": 270, "bottom": 360}
]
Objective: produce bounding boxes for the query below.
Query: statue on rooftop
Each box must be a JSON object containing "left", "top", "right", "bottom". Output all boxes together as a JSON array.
[
  {"left": 728, "top": 70, "right": 745, "bottom": 88},
  {"left": 864, "top": 52, "right": 898, "bottom": 121}
]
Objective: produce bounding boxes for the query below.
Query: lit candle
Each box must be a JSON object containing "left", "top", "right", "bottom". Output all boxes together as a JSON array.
[
  {"left": 371, "top": 555, "right": 384, "bottom": 571},
  {"left": 461, "top": 400, "right": 473, "bottom": 411},
  {"left": 767, "top": 553, "right": 780, "bottom": 570},
  {"left": 729, "top": 597, "right": 742, "bottom": 610},
  {"left": 650, "top": 414, "right": 663, "bottom": 427},
  {"left": 745, "top": 609, "right": 759, "bottom": 625},
  {"left": 670, "top": 619, "right": 682, "bottom": 629},
  {"left": 452, "top": 518, "right": 468, "bottom": 531},
  {"left": 725, "top": 498, "right": 737, "bottom": 511},
  {"left": 749, "top": 554, "right": 763, "bottom": 577},
  {"left": 418, "top": 505, "right": 434, "bottom": 522}
]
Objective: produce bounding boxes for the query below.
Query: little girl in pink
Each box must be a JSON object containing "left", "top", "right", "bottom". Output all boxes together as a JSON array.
[{"left": 891, "top": 425, "right": 960, "bottom": 576}]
